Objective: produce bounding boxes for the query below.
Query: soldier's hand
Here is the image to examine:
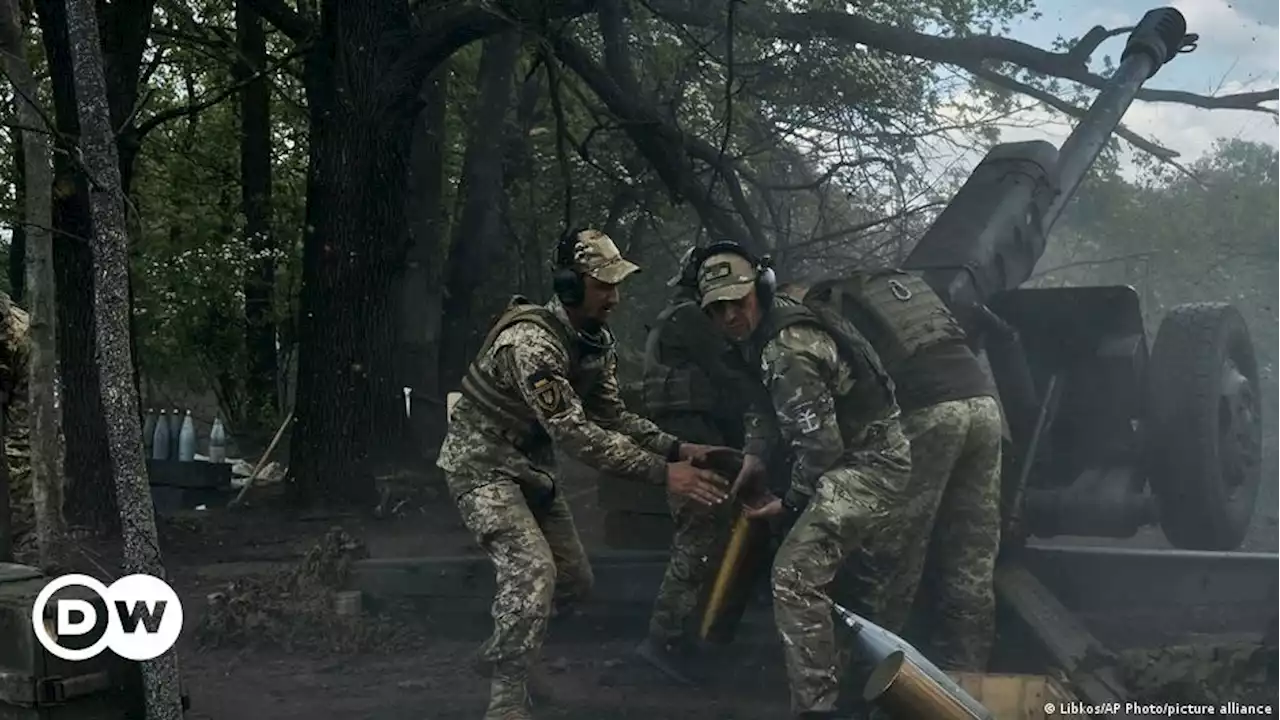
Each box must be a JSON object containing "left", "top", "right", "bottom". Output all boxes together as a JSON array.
[
  {"left": 742, "top": 492, "right": 784, "bottom": 519},
  {"left": 729, "top": 453, "right": 767, "bottom": 500},
  {"left": 677, "top": 443, "right": 721, "bottom": 464},
  {"left": 666, "top": 461, "right": 729, "bottom": 507}
]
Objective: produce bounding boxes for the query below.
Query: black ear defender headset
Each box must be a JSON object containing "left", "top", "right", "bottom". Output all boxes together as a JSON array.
[
  {"left": 688, "top": 239, "right": 777, "bottom": 308},
  {"left": 551, "top": 227, "right": 592, "bottom": 307}
]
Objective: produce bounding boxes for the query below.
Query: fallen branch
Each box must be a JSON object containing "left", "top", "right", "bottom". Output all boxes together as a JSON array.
[{"left": 229, "top": 409, "right": 293, "bottom": 508}]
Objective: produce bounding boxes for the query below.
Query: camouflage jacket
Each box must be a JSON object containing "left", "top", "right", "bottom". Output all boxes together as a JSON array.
[
  {"left": 437, "top": 296, "right": 677, "bottom": 499},
  {"left": 742, "top": 298, "right": 902, "bottom": 509},
  {"left": 0, "top": 293, "right": 29, "bottom": 424},
  {"left": 0, "top": 292, "right": 30, "bottom": 488}
]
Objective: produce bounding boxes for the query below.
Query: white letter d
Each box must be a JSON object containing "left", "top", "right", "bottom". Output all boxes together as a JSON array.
[{"left": 56, "top": 599, "right": 97, "bottom": 636}]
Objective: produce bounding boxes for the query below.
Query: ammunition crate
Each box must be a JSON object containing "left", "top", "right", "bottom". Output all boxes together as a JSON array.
[{"left": 0, "top": 563, "right": 185, "bottom": 719}]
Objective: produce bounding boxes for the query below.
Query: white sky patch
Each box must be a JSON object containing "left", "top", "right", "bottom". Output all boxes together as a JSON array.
[{"left": 916, "top": 0, "right": 1280, "bottom": 184}]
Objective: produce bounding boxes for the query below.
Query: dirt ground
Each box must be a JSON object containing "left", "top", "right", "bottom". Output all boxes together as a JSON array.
[
  {"left": 29, "top": 459, "right": 1274, "bottom": 720},
  {"left": 154, "top": 467, "right": 802, "bottom": 720}
]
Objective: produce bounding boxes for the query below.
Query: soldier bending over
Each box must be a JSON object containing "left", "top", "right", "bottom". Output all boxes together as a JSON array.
[{"left": 693, "top": 242, "right": 912, "bottom": 719}]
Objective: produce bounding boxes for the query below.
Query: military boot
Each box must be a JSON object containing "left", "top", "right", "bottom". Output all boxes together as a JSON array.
[
  {"left": 634, "top": 635, "right": 702, "bottom": 686},
  {"left": 524, "top": 650, "right": 556, "bottom": 704},
  {"left": 473, "top": 652, "right": 556, "bottom": 706},
  {"left": 483, "top": 661, "right": 533, "bottom": 720}
]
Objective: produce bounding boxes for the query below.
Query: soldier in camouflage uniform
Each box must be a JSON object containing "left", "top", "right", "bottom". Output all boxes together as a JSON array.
[
  {"left": 436, "top": 229, "right": 732, "bottom": 720},
  {"left": 0, "top": 290, "right": 30, "bottom": 560},
  {"left": 635, "top": 249, "right": 764, "bottom": 684},
  {"left": 694, "top": 245, "right": 913, "bottom": 719},
  {"left": 818, "top": 270, "right": 1004, "bottom": 672}
]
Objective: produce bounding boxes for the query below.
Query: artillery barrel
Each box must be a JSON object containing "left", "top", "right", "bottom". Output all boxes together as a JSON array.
[
  {"left": 902, "top": 8, "right": 1193, "bottom": 317},
  {"left": 1041, "top": 9, "right": 1190, "bottom": 237}
]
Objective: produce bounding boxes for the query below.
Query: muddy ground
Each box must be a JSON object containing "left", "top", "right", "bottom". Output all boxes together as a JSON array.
[{"left": 24, "top": 459, "right": 1278, "bottom": 720}]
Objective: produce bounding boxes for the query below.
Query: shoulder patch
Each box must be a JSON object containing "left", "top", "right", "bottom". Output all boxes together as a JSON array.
[{"left": 527, "top": 368, "right": 568, "bottom": 417}]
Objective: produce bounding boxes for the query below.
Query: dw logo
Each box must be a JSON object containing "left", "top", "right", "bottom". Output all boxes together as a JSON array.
[{"left": 31, "top": 574, "right": 184, "bottom": 661}]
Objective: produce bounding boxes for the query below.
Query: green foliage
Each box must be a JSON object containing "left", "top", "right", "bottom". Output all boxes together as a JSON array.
[
  {"left": 127, "top": 31, "right": 308, "bottom": 430},
  {"left": 1043, "top": 140, "right": 1279, "bottom": 439}
]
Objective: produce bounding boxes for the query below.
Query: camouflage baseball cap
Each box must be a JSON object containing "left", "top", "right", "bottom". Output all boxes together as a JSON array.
[
  {"left": 697, "top": 252, "right": 758, "bottom": 308},
  {"left": 568, "top": 229, "right": 641, "bottom": 284}
]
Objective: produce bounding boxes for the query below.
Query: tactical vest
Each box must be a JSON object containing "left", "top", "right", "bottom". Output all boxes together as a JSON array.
[
  {"left": 459, "top": 296, "right": 606, "bottom": 449},
  {"left": 751, "top": 296, "right": 897, "bottom": 428},
  {"left": 640, "top": 301, "right": 737, "bottom": 417},
  {"left": 805, "top": 270, "right": 966, "bottom": 376}
]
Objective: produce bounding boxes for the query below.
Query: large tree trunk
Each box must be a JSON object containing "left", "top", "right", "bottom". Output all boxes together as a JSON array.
[
  {"left": 64, "top": 0, "right": 182, "bottom": 715},
  {"left": 235, "top": 0, "right": 278, "bottom": 435},
  {"left": 289, "top": 0, "right": 418, "bottom": 506},
  {"left": 396, "top": 65, "right": 448, "bottom": 466},
  {"left": 8, "top": 129, "right": 25, "bottom": 303},
  {"left": 34, "top": 0, "right": 115, "bottom": 531},
  {"left": 438, "top": 31, "right": 522, "bottom": 390},
  {"left": 0, "top": 0, "right": 67, "bottom": 569}
]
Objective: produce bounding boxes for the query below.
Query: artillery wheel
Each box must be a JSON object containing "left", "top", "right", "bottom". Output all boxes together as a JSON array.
[{"left": 1144, "top": 303, "right": 1264, "bottom": 550}]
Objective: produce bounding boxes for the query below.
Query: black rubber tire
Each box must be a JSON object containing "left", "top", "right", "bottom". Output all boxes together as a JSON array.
[{"left": 1144, "top": 303, "right": 1264, "bottom": 550}]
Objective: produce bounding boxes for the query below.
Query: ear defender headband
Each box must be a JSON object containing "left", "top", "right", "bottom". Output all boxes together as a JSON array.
[
  {"left": 690, "top": 239, "right": 777, "bottom": 307},
  {"left": 552, "top": 227, "right": 591, "bottom": 307}
]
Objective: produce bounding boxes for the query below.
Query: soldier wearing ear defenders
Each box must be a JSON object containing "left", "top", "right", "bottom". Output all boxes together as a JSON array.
[
  {"left": 437, "top": 228, "right": 734, "bottom": 720},
  {"left": 693, "top": 243, "right": 913, "bottom": 720}
]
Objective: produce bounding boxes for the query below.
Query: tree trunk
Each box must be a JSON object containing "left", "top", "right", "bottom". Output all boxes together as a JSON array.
[
  {"left": 8, "top": 128, "right": 25, "bottom": 303},
  {"left": 63, "top": 0, "right": 182, "bottom": 716},
  {"left": 396, "top": 65, "right": 448, "bottom": 466},
  {"left": 289, "top": 0, "right": 417, "bottom": 506},
  {"left": 34, "top": 0, "right": 109, "bottom": 532},
  {"left": 0, "top": 0, "right": 67, "bottom": 569},
  {"left": 236, "top": 0, "right": 278, "bottom": 435},
  {"left": 438, "top": 31, "right": 522, "bottom": 390}
]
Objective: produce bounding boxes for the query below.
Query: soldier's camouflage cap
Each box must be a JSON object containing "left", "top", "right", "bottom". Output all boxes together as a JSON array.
[
  {"left": 569, "top": 229, "right": 641, "bottom": 284},
  {"left": 697, "top": 252, "right": 758, "bottom": 308}
]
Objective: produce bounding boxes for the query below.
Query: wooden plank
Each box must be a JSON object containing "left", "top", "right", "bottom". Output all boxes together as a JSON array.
[
  {"left": 995, "top": 562, "right": 1133, "bottom": 718},
  {"left": 350, "top": 552, "right": 671, "bottom": 603},
  {"left": 603, "top": 511, "right": 674, "bottom": 550},
  {"left": 146, "top": 459, "right": 232, "bottom": 489},
  {"left": 596, "top": 475, "right": 670, "bottom": 514},
  {"left": 1017, "top": 545, "right": 1279, "bottom": 646},
  {"left": 950, "top": 673, "right": 1085, "bottom": 720}
]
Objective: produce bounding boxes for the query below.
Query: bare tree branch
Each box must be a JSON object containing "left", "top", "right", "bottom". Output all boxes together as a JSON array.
[
  {"left": 645, "top": 1, "right": 1278, "bottom": 114},
  {"left": 133, "top": 45, "right": 308, "bottom": 141}
]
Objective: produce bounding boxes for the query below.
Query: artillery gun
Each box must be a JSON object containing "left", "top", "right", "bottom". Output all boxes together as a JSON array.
[{"left": 900, "top": 7, "right": 1265, "bottom": 551}]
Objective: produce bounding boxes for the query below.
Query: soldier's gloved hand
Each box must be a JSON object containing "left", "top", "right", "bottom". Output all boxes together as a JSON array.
[
  {"left": 729, "top": 453, "right": 767, "bottom": 501},
  {"left": 666, "top": 461, "right": 729, "bottom": 507}
]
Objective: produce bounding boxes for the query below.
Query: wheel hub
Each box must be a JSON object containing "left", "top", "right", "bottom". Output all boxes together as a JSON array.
[{"left": 1217, "top": 359, "right": 1261, "bottom": 500}]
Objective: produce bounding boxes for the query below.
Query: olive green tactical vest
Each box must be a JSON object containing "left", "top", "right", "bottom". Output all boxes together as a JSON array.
[
  {"left": 806, "top": 270, "right": 966, "bottom": 376},
  {"left": 640, "top": 300, "right": 740, "bottom": 417},
  {"left": 751, "top": 296, "right": 898, "bottom": 429},
  {"left": 459, "top": 296, "right": 605, "bottom": 448}
]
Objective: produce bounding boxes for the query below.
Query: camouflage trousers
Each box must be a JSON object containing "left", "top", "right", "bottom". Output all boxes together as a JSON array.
[
  {"left": 646, "top": 492, "right": 734, "bottom": 644},
  {"left": 852, "top": 395, "right": 1003, "bottom": 671},
  {"left": 5, "top": 409, "right": 31, "bottom": 550},
  {"left": 451, "top": 475, "right": 595, "bottom": 671},
  {"left": 772, "top": 422, "right": 912, "bottom": 715},
  {"left": 645, "top": 411, "right": 756, "bottom": 646}
]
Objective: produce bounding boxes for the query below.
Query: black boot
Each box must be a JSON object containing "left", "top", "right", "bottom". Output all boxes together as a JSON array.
[{"left": 634, "top": 636, "right": 702, "bottom": 686}]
